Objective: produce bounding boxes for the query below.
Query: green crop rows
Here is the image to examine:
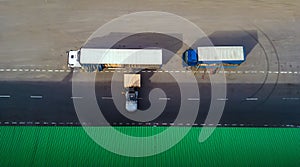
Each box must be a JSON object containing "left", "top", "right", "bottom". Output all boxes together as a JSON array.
[{"left": 0, "top": 126, "right": 299, "bottom": 167}]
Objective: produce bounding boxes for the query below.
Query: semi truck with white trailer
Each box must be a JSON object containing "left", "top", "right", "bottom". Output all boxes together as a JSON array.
[
  {"left": 124, "top": 74, "right": 141, "bottom": 112},
  {"left": 183, "top": 46, "right": 245, "bottom": 67},
  {"left": 68, "top": 48, "right": 163, "bottom": 72}
]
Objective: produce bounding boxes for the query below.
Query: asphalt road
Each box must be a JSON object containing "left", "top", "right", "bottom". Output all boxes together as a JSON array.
[{"left": 0, "top": 71, "right": 299, "bottom": 127}]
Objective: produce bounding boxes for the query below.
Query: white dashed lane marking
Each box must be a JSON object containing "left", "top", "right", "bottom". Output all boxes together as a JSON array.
[
  {"left": 216, "top": 98, "right": 228, "bottom": 101},
  {"left": 187, "top": 98, "right": 200, "bottom": 101},
  {"left": 70, "top": 96, "right": 83, "bottom": 99},
  {"left": 1, "top": 94, "right": 297, "bottom": 102},
  {"left": 246, "top": 97, "right": 258, "bottom": 101},
  {"left": 282, "top": 97, "right": 300, "bottom": 100},
  {"left": 159, "top": 97, "right": 170, "bottom": 101},
  {"left": 0, "top": 95, "right": 10, "bottom": 98},
  {"left": 30, "top": 95, "right": 43, "bottom": 99},
  {"left": 0, "top": 68, "right": 300, "bottom": 75}
]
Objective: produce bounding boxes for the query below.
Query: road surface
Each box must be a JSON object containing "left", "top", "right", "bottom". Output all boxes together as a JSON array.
[{"left": 0, "top": 70, "right": 299, "bottom": 127}]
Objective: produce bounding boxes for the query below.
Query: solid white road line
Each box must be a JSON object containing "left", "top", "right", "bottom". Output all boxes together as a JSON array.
[
  {"left": 30, "top": 95, "right": 43, "bottom": 99},
  {"left": 0, "top": 95, "right": 10, "bottom": 98}
]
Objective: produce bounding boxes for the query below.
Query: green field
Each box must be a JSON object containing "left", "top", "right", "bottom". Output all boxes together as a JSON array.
[{"left": 0, "top": 126, "right": 299, "bottom": 167}]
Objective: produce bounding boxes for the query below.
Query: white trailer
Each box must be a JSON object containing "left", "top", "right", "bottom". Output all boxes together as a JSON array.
[
  {"left": 68, "top": 48, "right": 163, "bottom": 71},
  {"left": 197, "top": 46, "right": 244, "bottom": 62}
]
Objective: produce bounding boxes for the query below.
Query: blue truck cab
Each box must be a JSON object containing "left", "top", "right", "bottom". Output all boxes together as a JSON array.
[{"left": 183, "top": 49, "right": 198, "bottom": 66}]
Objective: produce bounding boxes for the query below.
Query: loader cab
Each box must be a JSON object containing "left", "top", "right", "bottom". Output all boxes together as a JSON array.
[
  {"left": 67, "top": 50, "right": 82, "bottom": 68},
  {"left": 125, "top": 87, "right": 138, "bottom": 112}
]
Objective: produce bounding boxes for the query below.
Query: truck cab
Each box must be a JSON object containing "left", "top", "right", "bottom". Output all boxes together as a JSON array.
[
  {"left": 183, "top": 49, "right": 198, "bottom": 66},
  {"left": 67, "top": 50, "right": 82, "bottom": 68},
  {"left": 125, "top": 87, "right": 138, "bottom": 112}
]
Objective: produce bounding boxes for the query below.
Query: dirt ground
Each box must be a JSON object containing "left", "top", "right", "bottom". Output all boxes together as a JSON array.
[{"left": 0, "top": 0, "right": 299, "bottom": 83}]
